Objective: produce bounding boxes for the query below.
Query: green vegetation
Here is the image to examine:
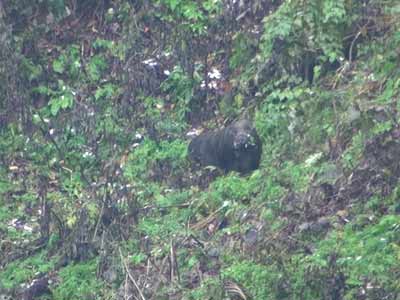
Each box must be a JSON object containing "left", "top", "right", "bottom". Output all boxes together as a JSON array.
[
  {"left": 0, "top": 251, "right": 55, "bottom": 290},
  {"left": 1, "top": 0, "right": 400, "bottom": 299},
  {"left": 53, "top": 259, "right": 104, "bottom": 300}
]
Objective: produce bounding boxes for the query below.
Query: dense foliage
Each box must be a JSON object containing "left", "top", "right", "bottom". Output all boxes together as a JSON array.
[{"left": 1, "top": 0, "right": 400, "bottom": 299}]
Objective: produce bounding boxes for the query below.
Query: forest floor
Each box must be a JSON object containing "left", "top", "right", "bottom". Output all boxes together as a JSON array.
[{"left": 1, "top": 1, "right": 400, "bottom": 300}]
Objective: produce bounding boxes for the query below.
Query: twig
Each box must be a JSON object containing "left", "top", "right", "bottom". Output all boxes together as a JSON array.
[
  {"left": 124, "top": 273, "right": 129, "bottom": 300},
  {"left": 349, "top": 30, "right": 362, "bottom": 63},
  {"left": 140, "top": 202, "right": 191, "bottom": 211},
  {"left": 149, "top": 256, "right": 169, "bottom": 282},
  {"left": 189, "top": 207, "right": 223, "bottom": 230},
  {"left": 169, "top": 240, "right": 180, "bottom": 283},
  {"left": 119, "top": 247, "right": 147, "bottom": 300},
  {"left": 224, "top": 280, "right": 247, "bottom": 300},
  {"left": 92, "top": 190, "right": 107, "bottom": 241},
  {"left": 149, "top": 256, "right": 169, "bottom": 300}
]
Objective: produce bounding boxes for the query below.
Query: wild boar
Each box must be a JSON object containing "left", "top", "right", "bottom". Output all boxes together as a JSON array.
[{"left": 189, "top": 119, "right": 262, "bottom": 174}]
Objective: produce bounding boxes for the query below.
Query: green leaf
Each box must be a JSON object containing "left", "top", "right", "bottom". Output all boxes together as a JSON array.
[
  {"left": 169, "top": 0, "right": 180, "bottom": 10},
  {"left": 49, "top": 91, "right": 74, "bottom": 116},
  {"left": 87, "top": 55, "right": 107, "bottom": 82},
  {"left": 53, "top": 59, "right": 65, "bottom": 74}
]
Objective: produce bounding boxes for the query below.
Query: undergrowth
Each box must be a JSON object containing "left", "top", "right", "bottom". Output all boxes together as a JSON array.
[{"left": 0, "top": 0, "right": 400, "bottom": 299}]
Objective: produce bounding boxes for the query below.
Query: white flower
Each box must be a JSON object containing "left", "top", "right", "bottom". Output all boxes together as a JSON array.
[
  {"left": 23, "top": 225, "right": 33, "bottom": 232},
  {"left": 208, "top": 68, "right": 221, "bottom": 79},
  {"left": 142, "top": 58, "right": 158, "bottom": 67},
  {"left": 83, "top": 151, "right": 93, "bottom": 158},
  {"left": 208, "top": 81, "right": 218, "bottom": 89}
]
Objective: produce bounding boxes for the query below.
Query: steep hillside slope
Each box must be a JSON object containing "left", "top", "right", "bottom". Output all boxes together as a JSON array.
[{"left": 1, "top": 1, "right": 400, "bottom": 299}]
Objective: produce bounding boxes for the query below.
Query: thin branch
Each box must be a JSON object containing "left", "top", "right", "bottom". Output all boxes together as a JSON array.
[
  {"left": 119, "top": 247, "right": 147, "bottom": 300},
  {"left": 149, "top": 256, "right": 169, "bottom": 300},
  {"left": 349, "top": 30, "right": 362, "bottom": 63},
  {"left": 92, "top": 189, "right": 107, "bottom": 241}
]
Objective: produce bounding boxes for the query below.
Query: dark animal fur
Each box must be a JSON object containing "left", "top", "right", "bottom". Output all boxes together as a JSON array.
[{"left": 189, "top": 119, "right": 262, "bottom": 174}]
